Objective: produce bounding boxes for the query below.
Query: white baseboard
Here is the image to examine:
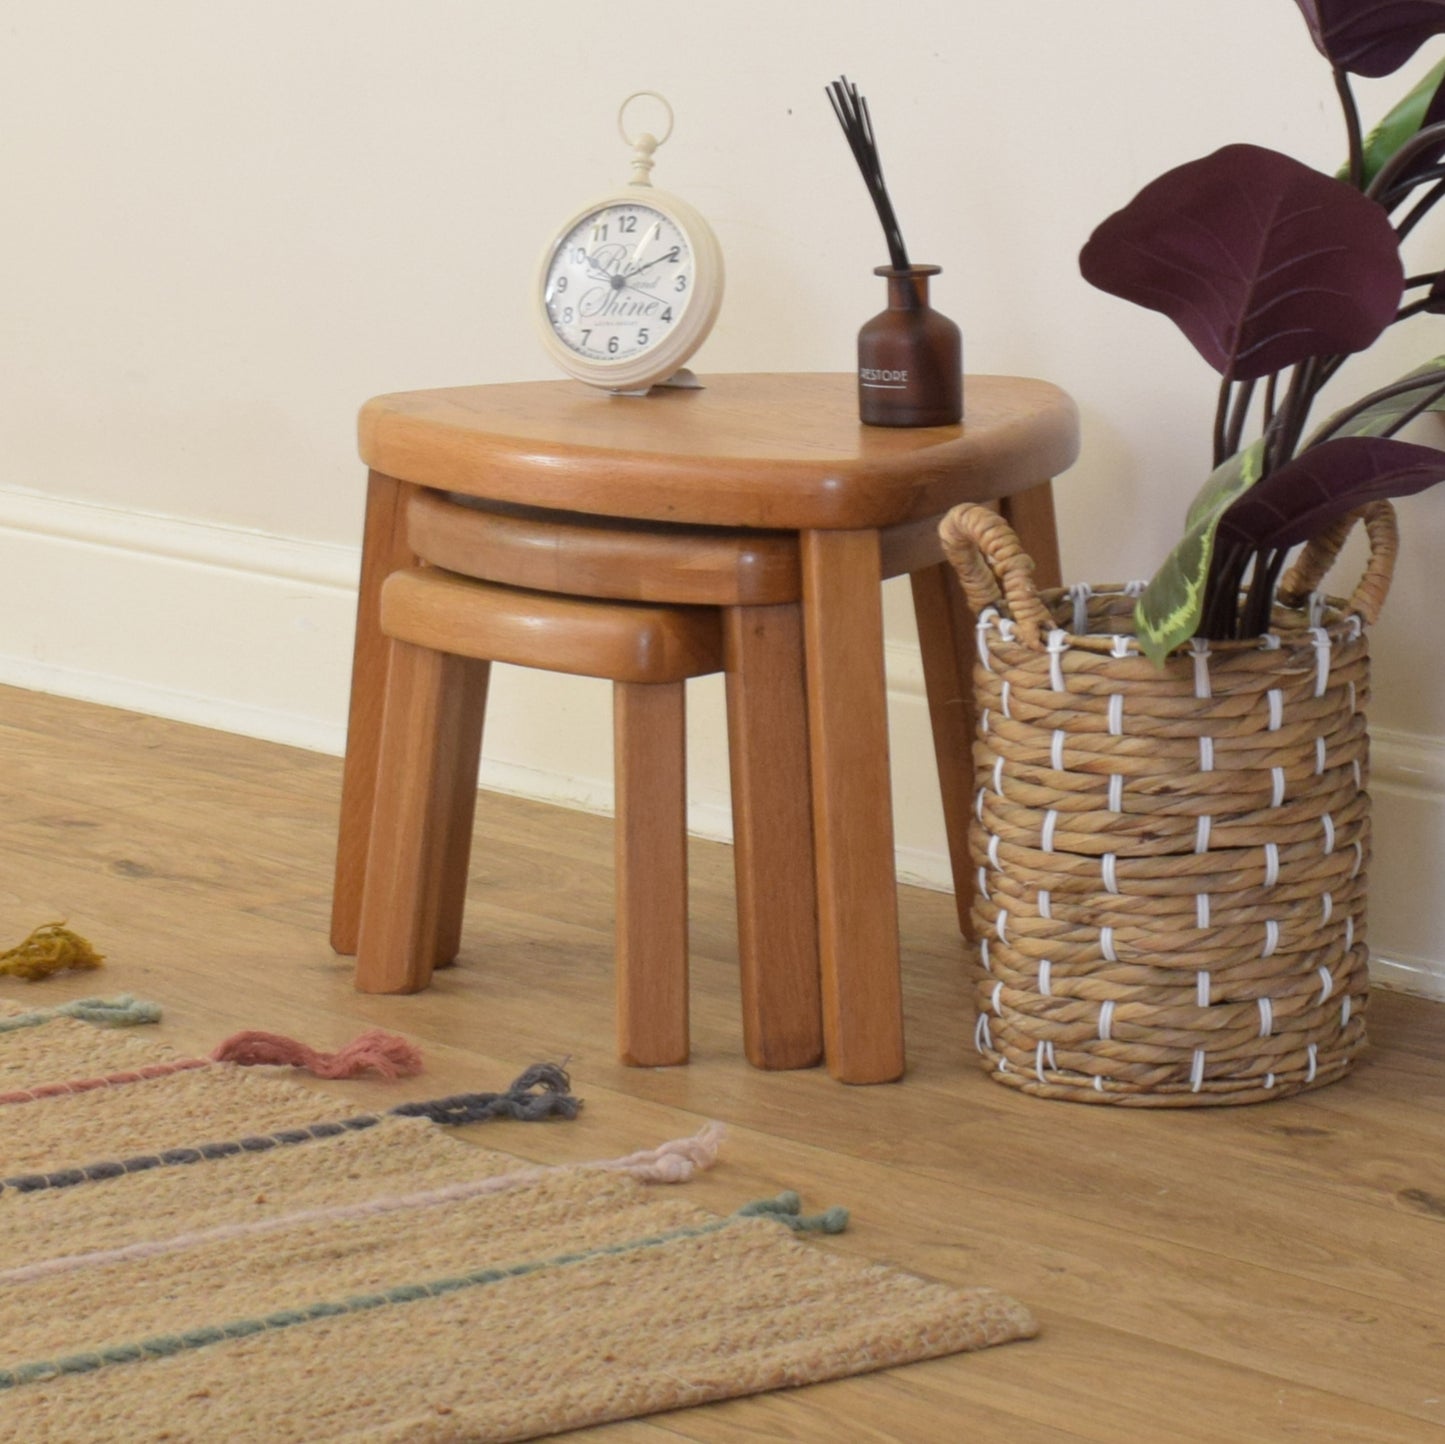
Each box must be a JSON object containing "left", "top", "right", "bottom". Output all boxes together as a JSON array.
[{"left": 1, "top": 485, "right": 1441, "bottom": 1000}]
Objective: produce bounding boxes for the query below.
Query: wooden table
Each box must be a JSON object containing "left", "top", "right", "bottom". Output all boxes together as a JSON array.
[{"left": 346, "top": 373, "right": 1079, "bottom": 1083}]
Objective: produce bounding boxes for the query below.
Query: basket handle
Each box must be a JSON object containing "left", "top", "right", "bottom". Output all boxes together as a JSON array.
[
  {"left": 938, "top": 503, "right": 1055, "bottom": 646},
  {"left": 1276, "top": 499, "right": 1398, "bottom": 626}
]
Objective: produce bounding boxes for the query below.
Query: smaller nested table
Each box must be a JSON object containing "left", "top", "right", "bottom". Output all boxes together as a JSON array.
[{"left": 335, "top": 373, "right": 1079, "bottom": 1083}]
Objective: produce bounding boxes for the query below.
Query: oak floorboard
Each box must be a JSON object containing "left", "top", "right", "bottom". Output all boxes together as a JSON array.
[{"left": 2, "top": 683, "right": 1443, "bottom": 1442}]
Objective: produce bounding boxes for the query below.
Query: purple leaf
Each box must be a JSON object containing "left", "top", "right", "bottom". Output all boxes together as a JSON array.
[
  {"left": 1216, "top": 435, "right": 1445, "bottom": 550},
  {"left": 1294, "top": 0, "right": 1445, "bottom": 78},
  {"left": 1080, "top": 144, "right": 1404, "bottom": 379}
]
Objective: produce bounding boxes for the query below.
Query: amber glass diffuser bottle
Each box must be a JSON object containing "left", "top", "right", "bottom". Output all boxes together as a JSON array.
[
  {"left": 857, "top": 264, "right": 963, "bottom": 427},
  {"left": 827, "top": 76, "right": 965, "bottom": 428}
]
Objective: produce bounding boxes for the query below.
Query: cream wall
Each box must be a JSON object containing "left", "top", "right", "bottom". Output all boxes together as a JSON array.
[{"left": 2, "top": 0, "right": 1443, "bottom": 995}]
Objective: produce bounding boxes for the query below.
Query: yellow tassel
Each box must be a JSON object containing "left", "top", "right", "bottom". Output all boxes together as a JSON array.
[{"left": 0, "top": 923, "right": 105, "bottom": 981}]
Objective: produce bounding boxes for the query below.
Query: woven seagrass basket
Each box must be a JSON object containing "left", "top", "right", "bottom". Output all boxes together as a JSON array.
[{"left": 938, "top": 500, "right": 1398, "bottom": 1107}]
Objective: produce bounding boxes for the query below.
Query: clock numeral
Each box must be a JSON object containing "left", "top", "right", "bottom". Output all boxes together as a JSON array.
[
  {"left": 619, "top": 215, "right": 638, "bottom": 233},
  {"left": 581, "top": 329, "right": 592, "bottom": 346},
  {"left": 590, "top": 224, "right": 609, "bottom": 243},
  {"left": 562, "top": 306, "right": 573, "bottom": 323},
  {"left": 573, "top": 248, "right": 586, "bottom": 265},
  {"left": 665, "top": 247, "right": 680, "bottom": 263},
  {"left": 637, "top": 328, "right": 649, "bottom": 345},
  {"left": 675, "top": 275, "right": 688, "bottom": 292},
  {"left": 555, "top": 276, "right": 568, "bottom": 293},
  {"left": 607, "top": 335, "right": 620, "bottom": 355},
  {"left": 661, "top": 307, "right": 673, "bottom": 323}
]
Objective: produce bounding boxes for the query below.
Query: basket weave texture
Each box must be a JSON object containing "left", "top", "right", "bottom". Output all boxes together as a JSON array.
[{"left": 939, "top": 502, "right": 1398, "bottom": 1106}]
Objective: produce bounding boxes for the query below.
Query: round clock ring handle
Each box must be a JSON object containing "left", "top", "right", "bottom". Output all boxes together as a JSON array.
[{"left": 618, "top": 92, "right": 674, "bottom": 185}]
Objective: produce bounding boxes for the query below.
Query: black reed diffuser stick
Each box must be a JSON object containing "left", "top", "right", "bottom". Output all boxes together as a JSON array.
[{"left": 826, "top": 75, "right": 911, "bottom": 271}]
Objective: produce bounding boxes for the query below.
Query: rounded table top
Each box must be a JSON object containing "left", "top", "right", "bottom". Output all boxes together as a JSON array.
[{"left": 359, "top": 372, "right": 1079, "bottom": 531}]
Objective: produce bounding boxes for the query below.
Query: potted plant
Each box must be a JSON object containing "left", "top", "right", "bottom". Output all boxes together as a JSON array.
[
  {"left": 1081, "top": 0, "right": 1445, "bottom": 660},
  {"left": 940, "top": 0, "right": 1445, "bottom": 1105}
]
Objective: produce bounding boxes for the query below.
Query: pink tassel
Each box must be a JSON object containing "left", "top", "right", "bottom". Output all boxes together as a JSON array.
[{"left": 210, "top": 1027, "right": 423, "bottom": 1079}]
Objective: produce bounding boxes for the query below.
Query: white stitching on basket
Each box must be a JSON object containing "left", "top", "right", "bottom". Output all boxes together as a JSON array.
[
  {"left": 991, "top": 981, "right": 1004, "bottom": 1015},
  {"left": 1108, "top": 694, "right": 1124, "bottom": 736},
  {"left": 1098, "top": 999, "right": 1115, "bottom": 1040},
  {"left": 1001, "top": 680, "right": 1012, "bottom": 718},
  {"left": 1342, "top": 995, "right": 1352, "bottom": 1027},
  {"left": 1051, "top": 730, "right": 1066, "bottom": 770},
  {"left": 1038, "top": 889, "right": 1052, "bottom": 920},
  {"left": 1264, "top": 843, "right": 1279, "bottom": 887},
  {"left": 988, "top": 833, "right": 1002, "bottom": 869},
  {"left": 979, "top": 936, "right": 991, "bottom": 972},
  {"left": 977, "top": 866, "right": 990, "bottom": 901},
  {"left": 1258, "top": 997, "right": 1274, "bottom": 1037},
  {"left": 1190, "top": 1049, "right": 1206, "bottom": 1092},
  {"left": 1041, "top": 810, "right": 1059, "bottom": 853},
  {"left": 974, "top": 1013, "right": 991, "bottom": 1053},
  {"left": 1345, "top": 916, "right": 1355, "bottom": 951},
  {"left": 976, "top": 611, "right": 996, "bottom": 671},
  {"left": 1267, "top": 689, "right": 1284, "bottom": 731},
  {"left": 1307, "top": 1043, "right": 1319, "bottom": 1083},
  {"left": 1196, "top": 970, "right": 1211, "bottom": 1008},
  {"left": 1262, "top": 920, "right": 1280, "bottom": 958},
  {"left": 1038, "top": 959, "right": 1053, "bottom": 996},
  {"left": 1102, "top": 854, "right": 1119, "bottom": 894},
  {"left": 1321, "top": 891, "right": 1333, "bottom": 926},
  {"left": 1108, "top": 774, "right": 1124, "bottom": 813},
  {"left": 1271, "top": 767, "right": 1286, "bottom": 807},
  {"left": 1069, "top": 583, "right": 1092, "bottom": 635},
  {"left": 1318, "top": 966, "right": 1334, "bottom": 1003},
  {"left": 1046, "top": 629, "right": 1069, "bottom": 692},
  {"left": 996, "top": 911, "right": 1009, "bottom": 944},
  {"left": 1199, "top": 736, "right": 1215, "bottom": 772},
  {"left": 1100, "top": 926, "right": 1117, "bottom": 962},
  {"left": 1316, "top": 737, "right": 1327, "bottom": 775},
  {"left": 993, "top": 756, "right": 1005, "bottom": 795},
  {"left": 1191, "top": 638, "right": 1212, "bottom": 699},
  {"left": 1196, "top": 893, "right": 1211, "bottom": 928},
  {"left": 1309, "top": 628, "right": 1331, "bottom": 698},
  {"left": 1322, "top": 813, "right": 1335, "bottom": 854},
  {"left": 1111, "top": 635, "right": 1132, "bottom": 658},
  {"left": 1195, "top": 815, "right": 1212, "bottom": 853}
]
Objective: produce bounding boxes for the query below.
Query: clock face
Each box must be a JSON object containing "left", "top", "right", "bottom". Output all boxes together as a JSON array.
[{"left": 541, "top": 202, "right": 694, "bottom": 364}]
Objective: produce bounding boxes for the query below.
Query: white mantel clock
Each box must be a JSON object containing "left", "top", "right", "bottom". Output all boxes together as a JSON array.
[{"left": 535, "top": 93, "right": 724, "bottom": 393}]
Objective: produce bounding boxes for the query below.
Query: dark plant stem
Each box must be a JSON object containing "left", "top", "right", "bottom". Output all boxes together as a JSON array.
[
  {"left": 1397, "top": 178, "right": 1445, "bottom": 240},
  {"left": 1262, "top": 370, "right": 1279, "bottom": 434},
  {"left": 1380, "top": 377, "right": 1445, "bottom": 436},
  {"left": 1369, "top": 121, "right": 1445, "bottom": 202},
  {"left": 1213, "top": 375, "right": 1234, "bottom": 467},
  {"left": 1269, "top": 358, "right": 1321, "bottom": 473},
  {"left": 1307, "top": 367, "right": 1445, "bottom": 445},
  {"left": 1224, "top": 377, "right": 1257, "bottom": 458},
  {"left": 1334, "top": 68, "right": 1365, "bottom": 189},
  {"left": 1200, "top": 539, "right": 1251, "bottom": 640},
  {"left": 1397, "top": 295, "right": 1443, "bottom": 321}
]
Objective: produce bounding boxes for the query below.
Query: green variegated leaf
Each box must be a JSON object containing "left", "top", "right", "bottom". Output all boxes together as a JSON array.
[
  {"left": 1312, "top": 356, "right": 1445, "bottom": 439},
  {"left": 1344, "top": 57, "right": 1445, "bottom": 186},
  {"left": 1135, "top": 439, "right": 1268, "bottom": 665}
]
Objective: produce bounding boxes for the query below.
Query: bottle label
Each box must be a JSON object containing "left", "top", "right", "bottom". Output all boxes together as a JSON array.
[{"left": 859, "top": 367, "right": 909, "bottom": 387}]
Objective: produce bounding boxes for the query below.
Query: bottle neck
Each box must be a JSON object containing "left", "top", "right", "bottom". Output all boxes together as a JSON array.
[{"left": 875, "top": 264, "right": 941, "bottom": 311}]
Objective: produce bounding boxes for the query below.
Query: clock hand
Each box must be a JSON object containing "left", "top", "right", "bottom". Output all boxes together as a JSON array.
[
  {"left": 623, "top": 248, "right": 679, "bottom": 279},
  {"left": 625, "top": 220, "right": 660, "bottom": 270}
]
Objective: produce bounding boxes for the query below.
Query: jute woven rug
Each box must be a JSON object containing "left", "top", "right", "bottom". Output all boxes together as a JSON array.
[{"left": 0, "top": 996, "right": 1036, "bottom": 1442}]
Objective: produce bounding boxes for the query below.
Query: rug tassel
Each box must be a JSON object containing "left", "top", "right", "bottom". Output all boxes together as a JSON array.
[
  {"left": 738, "top": 1191, "right": 849, "bottom": 1234},
  {"left": 210, "top": 1027, "right": 423, "bottom": 1080},
  {"left": 606, "top": 1122, "right": 725, "bottom": 1183},
  {"left": 0, "top": 923, "right": 104, "bottom": 981}
]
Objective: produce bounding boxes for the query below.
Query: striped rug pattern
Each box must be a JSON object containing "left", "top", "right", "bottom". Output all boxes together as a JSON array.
[{"left": 0, "top": 997, "right": 1036, "bottom": 1442}]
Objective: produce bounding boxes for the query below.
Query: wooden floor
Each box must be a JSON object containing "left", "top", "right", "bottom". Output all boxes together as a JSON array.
[{"left": 4, "top": 682, "right": 1445, "bottom": 1443}]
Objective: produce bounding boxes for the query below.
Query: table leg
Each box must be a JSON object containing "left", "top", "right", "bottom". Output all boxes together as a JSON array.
[
  {"left": 1001, "top": 481, "right": 1063, "bottom": 589},
  {"left": 910, "top": 560, "right": 978, "bottom": 939},
  {"left": 614, "top": 681, "right": 690, "bottom": 1067},
  {"left": 356, "top": 643, "right": 489, "bottom": 993},
  {"left": 723, "top": 603, "right": 823, "bottom": 1071},
  {"left": 331, "top": 471, "right": 418, "bottom": 955},
  {"left": 800, "top": 528, "right": 905, "bottom": 1084}
]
